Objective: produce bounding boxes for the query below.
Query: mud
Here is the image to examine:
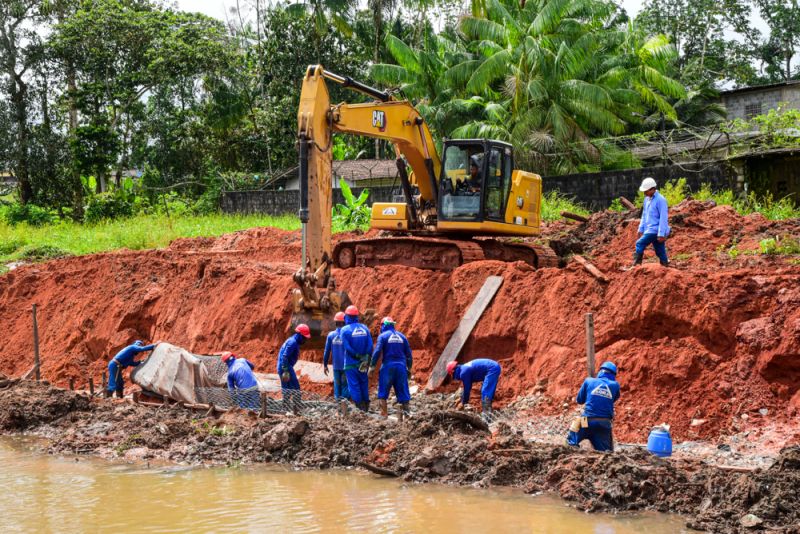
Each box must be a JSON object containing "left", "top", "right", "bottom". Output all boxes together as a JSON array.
[{"left": 1, "top": 380, "right": 798, "bottom": 533}]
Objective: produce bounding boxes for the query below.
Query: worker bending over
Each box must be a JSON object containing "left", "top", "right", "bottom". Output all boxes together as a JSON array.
[
  {"left": 106, "top": 340, "right": 159, "bottom": 398},
  {"left": 222, "top": 351, "right": 260, "bottom": 410},
  {"left": 339, "top": 305, "right": 373, "bottom": 412},
  {"left": 369, "top": 317, "right": 412, "bottom": 418},
  {"left": 446, "top": 358, "right": 502, "bottom": 414},
  {"left": 278, "top": 324, "right": 311, "bottom": 413},
  {"left": 567, "top": 361, "right": 620, "bottom": 452},
  {"left": 630, "top": 177, "right": 670, "bottom": 268},
  {"left": 323, "top": 312, "right": 350, "bottom": 409}
]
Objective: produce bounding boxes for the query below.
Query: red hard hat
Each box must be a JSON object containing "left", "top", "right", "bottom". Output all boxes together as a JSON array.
[
  {"left": 381, "top": 316, "right": 395, "bottom": 325},
  {"left": 295, "top": 324, "right": 311, "bottom": 338},
  {"left": 221, "top": 351, "right": 235, "bottom": 363},
  {"left": 446, "top": 361, "right": 458, "bottom": 375},
  {"left": 334, "top": 311, "right": 345, "bottom": 322},
  {"left": 345, "top": 305, "right": 359, "bottom": 316}
]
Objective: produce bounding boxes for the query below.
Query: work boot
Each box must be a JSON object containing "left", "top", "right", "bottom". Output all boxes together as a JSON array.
[
  {"left": 400, "top": 403, "right": 410, "bottom": 422},
  {"left": 358, "top": 401, "right": 369, "bottom": 412},
  {"left": 104, "top": 389, "right": 111, "bottom": 399},
  {"left": 115, "top": 389, "right": 124, "bottom": 399},
  {"left": 624, "top": 252, "right": 643, "bottom": 271},
  {"left": 378, "top": 399, "right": 388, "bottom": 418},
  {"left": 481, "top": 398, "right": 493, "bottom": 418},
  {"left": 660, "top": 259, "right": 670, "bottom": 267}
]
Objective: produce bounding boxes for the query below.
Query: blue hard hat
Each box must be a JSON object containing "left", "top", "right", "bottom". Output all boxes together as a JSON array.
[{"left": 599, "top": 361, "right": 617, "bottom": 375}]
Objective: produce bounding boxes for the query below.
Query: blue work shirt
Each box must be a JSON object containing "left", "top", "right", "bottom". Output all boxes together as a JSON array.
[
  {"left": 576, "top": 370, "right": 621, "bottom": 419},
  {"left": 453, "top": 358, "right": 501, "bottom": 404},
  {"left": 112, "top": 342, "right": 155, "bottom": 368},
  {"left": 226, "top": 357, "right": 258, "bottom": 390},
  {"left": 637, "top": 191, "right": 670, "bottom": 237},
  {"left": 323, "top": 328, "right": 346, "bottom": 370},
  {"left": 371, "top": 324, "right": 412, "bottom": 368},
  {"left": 277, "top": 333, "right": 304, "bottom": 374},
  {"left": 340, "top": 315, "right": 373, "bottom": 367}
]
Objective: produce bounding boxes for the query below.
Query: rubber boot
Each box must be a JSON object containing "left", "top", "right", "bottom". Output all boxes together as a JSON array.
[
  {"left": 358, "top": 401, "right": 369, "bottom": 412},
  {"left": 481, "top": 398, "right": 493, "bottom": 420},
  {"left": 378, "top": 399, "right": 388, "bottom": 418},
  {"left": 660, "top": 259, "right": 670, "bottom": 267},
  {"left": 400, "top": 403, "right": 410, "bottom": 422},
  {"left": 624, "top": 252, "right": 643, "bottom": 271},
  {"left": 115, "top": 389, "right": 124, "bottom": 399},
  {"left": 104, "top": 389, "right": 111, "bottom": 399}
]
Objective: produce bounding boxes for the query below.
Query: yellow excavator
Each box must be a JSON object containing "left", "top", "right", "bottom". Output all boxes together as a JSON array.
[{"left": 291, "top": 65, "right": 558, "bottom": 341}]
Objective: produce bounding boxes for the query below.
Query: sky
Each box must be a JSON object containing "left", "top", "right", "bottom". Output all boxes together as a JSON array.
[{"left": 175, "top": 0, "right": 648, "bottom": 22}]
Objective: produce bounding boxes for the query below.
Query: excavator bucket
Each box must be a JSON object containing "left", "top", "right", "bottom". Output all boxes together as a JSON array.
[{"left": 289, "top": 287, "right": 376, "bottom": 349}]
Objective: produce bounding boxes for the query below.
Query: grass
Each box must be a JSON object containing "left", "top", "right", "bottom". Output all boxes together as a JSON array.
[
  {"left": 0, "top": 212, "right": 301, "bottom": 263},
  {"left": 541, "top": 191, "right": 590, "bottom": 222}
]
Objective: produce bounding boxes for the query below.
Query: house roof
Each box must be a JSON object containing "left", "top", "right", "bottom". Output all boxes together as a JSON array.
[
  {"left": 332, "top": 159, "right": 398, "bottom": 181},
  {"left": 720, "top": 80, "right": 800, "bottom": 96}
]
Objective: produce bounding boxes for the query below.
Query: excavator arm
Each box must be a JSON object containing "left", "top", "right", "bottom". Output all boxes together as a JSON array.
[{"left": 292, "top": 65, "right": 439, "bottom": 342}]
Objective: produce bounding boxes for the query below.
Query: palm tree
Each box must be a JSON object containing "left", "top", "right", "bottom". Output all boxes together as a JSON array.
[{"left": 447, "top": 0, "right": 686, "bottom": 173}]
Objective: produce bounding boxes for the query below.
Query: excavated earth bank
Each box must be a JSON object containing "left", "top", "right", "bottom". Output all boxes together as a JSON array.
[
  {"left": 0, "top": 380, "right": 798, "bottom": 533},
  {"left": 0, "top": 200, "right": 798, "bottom": 530}
]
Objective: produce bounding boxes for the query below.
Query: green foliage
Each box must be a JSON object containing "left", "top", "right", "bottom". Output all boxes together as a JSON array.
[
  {"left": 540, "top": 191, "right": 590, "bottom": 222},
  {"left": 84, "top": 192, "right": 136, "bottom": 223},
  {"left": 333, "top": 179, "right": 371, "bottom": 230},
  {"left": 3, "top": 203, "right": 57, "bottom": 226},
  {"left": 759, "top": 236, "right": 800, "bottom": 255},
  {"left": 17, "top": 245, "right": 71, "bottom": 262},
  {"left": 658, "top": 178, "right": 690, "bottom": 206}
]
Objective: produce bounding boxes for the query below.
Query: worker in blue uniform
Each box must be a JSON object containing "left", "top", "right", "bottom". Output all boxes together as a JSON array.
[
  {"left": 323, "top": 311, "right": 349, "bottom": 403},
  {"left": 339, "top": 305, "right": 373, "bottom": 412},
  {"left": 106, "top": 340, "right": 159, "bottom": 398},
  {"left": 566, "top": 361, "right": 621, "bottom": 452},
  {"left": 446, "top": 358, "right": 501, "bottom": 414},
  {"left": 630, "top": 177, "right": 670, "bottom": 268},
  {"left": 277, "top": 324, "right": 311, "bottom": 413},
  {"left": 222, "top": 351, "right": 260, "bottom": 410},
  {"left": 368, "top": 317, "right": 412, "bottom": 418}
]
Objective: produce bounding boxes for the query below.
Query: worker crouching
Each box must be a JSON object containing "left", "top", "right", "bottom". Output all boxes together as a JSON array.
[
  {"left": 447, "top": 358, "right": 502, "bottom": 415},
  {"left": 369, "top": 317, "right": 412, "bottom": 418},
  {"left": 106, "top": 340, "right": 159, "bottom": 398},
  {"left": 278, "top": 324, "right": 311, "bottom": 413},
  {"left": 567, "top": 361, "right": 621, "bottom": 452},
  {"left": 339, "top": 305, "right": 373, "bottom": 412},
  {"left": 222, "top": 351, "right": 260, "bottom": 411}
]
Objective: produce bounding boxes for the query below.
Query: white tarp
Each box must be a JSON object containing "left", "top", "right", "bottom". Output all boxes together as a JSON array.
[{"left": 131, "top": 343, "right": 222, "bottom": 404}]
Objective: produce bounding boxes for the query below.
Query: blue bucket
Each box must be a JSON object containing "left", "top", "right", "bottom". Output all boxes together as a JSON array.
[{"left": 647, "top": 427, "right": 672, "bottom": 457}]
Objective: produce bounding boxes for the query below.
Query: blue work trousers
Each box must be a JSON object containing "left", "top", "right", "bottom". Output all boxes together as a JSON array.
[
  {"left": 107, "top": 360, "right": 124, "bottom": 393},
  {"left": 345, "top": 368, "right": 369, "bottom": 404},
  {"left": 377, "top": 363, "right": 410, "bottom": 403},
  {"left": 231, "top": 387, "right": 260, "bottom": 411},
  {"left": 333, "top": 369, "right": 349, "bottom": 400},
  {"left": 567, "top": 420, "right": 614, "bottom": 452},
  {"left": 635, "top": 233, "right": 668, "bottom": 263},
  {"left": 480, "top": 367, "right": 501, "bottom": 402}
]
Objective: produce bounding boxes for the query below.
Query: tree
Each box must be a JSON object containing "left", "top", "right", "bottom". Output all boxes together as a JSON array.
[{"left": 753, "top": 0, "right": 800, "bottom": 81}]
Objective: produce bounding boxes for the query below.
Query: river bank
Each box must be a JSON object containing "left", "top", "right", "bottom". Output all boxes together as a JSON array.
[{"left": 1, "top": 379, "right": 798, "bottom": 533}]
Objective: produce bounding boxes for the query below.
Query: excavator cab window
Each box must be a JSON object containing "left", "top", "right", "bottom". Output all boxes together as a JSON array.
[
  {"left": 439, "top": 142, "right": 485, "bottom": 221},
  {"left": 485, "top": 145, "right": 513, "bottom": 221}
]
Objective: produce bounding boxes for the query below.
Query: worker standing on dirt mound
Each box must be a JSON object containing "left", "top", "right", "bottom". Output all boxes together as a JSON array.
[
  {"left": 446, "top": 358, "right": 502, "bottom": 415},
  {"left": 630, "top": 177, "right": 670, "bottom": 268},
  {"left": 339, "top": 305, "right": 373, "bottom": 412},
  {"left": 323, "top": 312, "right": 350, "bottom": 407},
  {"left": 278, "top": 324, "right": 311, "bottom": 413},
  {"left": 221, "top": 352, "right": 260, "bottom": 410},
  {"left": 566, "top": 361, "right": 621, "bottom": 452},
  {"left": 369, "top": 317, "right": 413, "bottom": 418},
  {"left": 106, "top": 340, "right": 159, "bottom": 398}
]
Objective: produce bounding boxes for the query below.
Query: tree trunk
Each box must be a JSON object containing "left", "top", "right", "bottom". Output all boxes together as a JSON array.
[
  {"left": 11, "top": 76, "right": 32, "bottom": 204},
  {"left": 67, "top": 64, "right": 84, "bottom": 218}
]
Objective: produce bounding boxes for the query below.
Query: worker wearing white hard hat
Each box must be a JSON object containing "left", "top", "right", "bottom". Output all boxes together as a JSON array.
[{"left": 628, "top": 177, "right": 670, "bottom": 269}]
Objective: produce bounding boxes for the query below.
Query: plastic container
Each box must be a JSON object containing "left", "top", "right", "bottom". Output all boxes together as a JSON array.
[{"left": 647, "top": 427, "right": 673, "bottom": 457}]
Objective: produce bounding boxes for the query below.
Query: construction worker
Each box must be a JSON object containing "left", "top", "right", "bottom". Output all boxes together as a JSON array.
[
  {"left": 339, "top": 305, "right": 373, "bottom": 412},
  {"left": 323, "top": 312, "right": 349, "bottom": 401},
  {"left": 446, "top": 358, "right": 501, "bottom": 414},
  {"left": 278, "top": 324, "right": 311, "bottom": 413},
  {"left": 566, "top": 361, "right": 621, "bottom": 452},
  {"left": 368, "top": 317, "right": 412, "bottom": 418},
  {"left": 467, "top": 155, "right": 483, "bottom": 192},
  {"left": 222, "top": 351, "right": 259, "bottom": 410},
  {"left": 631, "top": 177, "right": 670, "bottom": 268},
  {"left": 106, "top": 340, "right": 159, "bottom": 398}
]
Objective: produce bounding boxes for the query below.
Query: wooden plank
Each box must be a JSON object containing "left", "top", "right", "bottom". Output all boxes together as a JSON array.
[
  {"left": 585, "top": 312, "right": 596, "bottom": 378},
  {"left": 573, "top": 255, "right": 609, "bottom": 284},
  {"left": 425, "top": 276, "right": 504, "bottom": 391}
]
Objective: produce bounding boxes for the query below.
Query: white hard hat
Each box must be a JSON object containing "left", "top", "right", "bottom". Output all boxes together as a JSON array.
[{"left": 639, "top": 177, "right": 657, "bottom": 192}]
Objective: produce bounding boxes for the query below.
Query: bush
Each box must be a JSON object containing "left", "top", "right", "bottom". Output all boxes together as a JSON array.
[
  {"left": 3, "top": 203, "right": 56, "bottom": 226},
  {"left": 85, "top": 192, "right": 135, "bottom": 223},
  {"left": 759, "top": 236, "right": 800, "bottom": 255},
  {"left": 541, "top": 190, "right": 590, "bottom": 221}
]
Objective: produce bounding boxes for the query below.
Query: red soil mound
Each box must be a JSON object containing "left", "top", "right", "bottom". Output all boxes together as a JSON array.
[{"left": 0, "top": 201, "right": 798, "bottom": 447}]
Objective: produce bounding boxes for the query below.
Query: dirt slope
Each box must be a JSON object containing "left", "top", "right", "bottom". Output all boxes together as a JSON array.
[{"left": 0, "top": 201, "right": 798, "bottom": 447}]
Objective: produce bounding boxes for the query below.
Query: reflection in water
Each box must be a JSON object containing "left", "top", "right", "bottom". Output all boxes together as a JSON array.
[{"left": 0, "top": 438, "right": 689, "bottom": 533}]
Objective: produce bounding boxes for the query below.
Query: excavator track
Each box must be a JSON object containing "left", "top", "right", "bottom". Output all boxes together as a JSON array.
[{"left": 333, "top": 236, "right": 560, "bottom": 271}]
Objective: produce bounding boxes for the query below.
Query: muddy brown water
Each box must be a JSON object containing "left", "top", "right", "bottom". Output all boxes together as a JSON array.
[{"left": 0, "top": 438, "right": 691, "bottom": 533}]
